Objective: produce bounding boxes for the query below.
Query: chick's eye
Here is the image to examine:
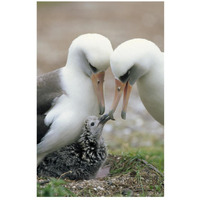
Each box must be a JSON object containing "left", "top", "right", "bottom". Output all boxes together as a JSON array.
[{"left": 90, "top": 122, "right": 95, "bottom": 126}]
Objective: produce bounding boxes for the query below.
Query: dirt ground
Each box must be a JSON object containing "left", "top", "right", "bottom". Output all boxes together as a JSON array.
[
  {"left": 65, "top": 155, "right": 164, "bottom": 197},
  {"left": 37, "top": 154, "right": 164, "bottom": 197}
]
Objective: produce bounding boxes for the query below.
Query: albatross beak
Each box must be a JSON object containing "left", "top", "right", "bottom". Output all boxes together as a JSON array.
[
  {"left": 121, "top": 81, "right": 132, "bottom": 119},
  {"left": 91, "top": 71, "right": 105, "bottom": 115},
  {"left": 108, "top": 79, "right": 126, "bottom": 119},
  {"left": 109, "top": 79, "right": 132, "bottom": 120}
]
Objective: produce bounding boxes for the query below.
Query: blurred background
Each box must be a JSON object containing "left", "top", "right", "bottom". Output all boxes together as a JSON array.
[{"left": 37, "top": 2, "right": 164, "bottom": 151}]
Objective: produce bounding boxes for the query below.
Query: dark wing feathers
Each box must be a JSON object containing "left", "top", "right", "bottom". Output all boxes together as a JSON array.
[
  {"left": 37, "top": 68, "right": 65, "bottom": 144},
  {"left": 37, "top": 115, "right": 51, "bottom": 144}
]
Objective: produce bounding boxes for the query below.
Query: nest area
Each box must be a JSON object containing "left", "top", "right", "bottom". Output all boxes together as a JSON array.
[{"left": 37, "top": 154, "right": 164, "bottom": 197}]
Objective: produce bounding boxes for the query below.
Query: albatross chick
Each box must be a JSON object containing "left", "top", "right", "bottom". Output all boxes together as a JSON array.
[{"left": 37, "top": 114, "right": 111, "bottom": 180}]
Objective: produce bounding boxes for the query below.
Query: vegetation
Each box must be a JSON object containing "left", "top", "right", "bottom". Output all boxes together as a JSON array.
[{"left": 37, "top": 135, "right": 164, "bottom": 197}]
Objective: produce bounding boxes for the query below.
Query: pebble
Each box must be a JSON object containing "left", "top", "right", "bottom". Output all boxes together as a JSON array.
[
  {"left": 122, "top": 188, "right": 134, "bottom": 196},
  {"left": 130, "top": 170, "right": 137, "bottom": 177},
  {"left": 107, "top": 180, "right": 113, "bottom": 185},
  {"left": 97, "top": 186, "right": 104, "bottom": 191}
]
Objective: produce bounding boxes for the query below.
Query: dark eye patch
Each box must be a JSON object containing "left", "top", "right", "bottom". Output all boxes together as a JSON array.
[
  {"left": 119, "top": 68, "right": 131, "bottom": 83},
  {"left": 89, "top": 63, "right": 98, "bottom": 73},
  {"left": 90, "top": 122, "right": 95, "bottom": 126}
]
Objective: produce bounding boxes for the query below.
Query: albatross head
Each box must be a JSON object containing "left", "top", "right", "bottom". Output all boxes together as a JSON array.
[
  {"left": 67, "top": 34, "right": 113, "bottom": 115},
  {"left": 109, "top": 38, "right": 161, "bottom": 119}
]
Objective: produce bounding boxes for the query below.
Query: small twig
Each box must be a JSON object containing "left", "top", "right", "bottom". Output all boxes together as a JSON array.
[
  {"left": 59, "top": 170, "right": 72, "bottom": 179},
  {"left": 138, "top": 159, "right": 164, "bottom": 177},
  {"left": 37, "top": 180, "right": 50, "bottom": 185},
  {"left": 134, "top": 188, "right": 152, "bottom": 192}
]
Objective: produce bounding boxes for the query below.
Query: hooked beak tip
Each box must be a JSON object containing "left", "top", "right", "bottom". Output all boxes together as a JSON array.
[
  {"left": 121, "top": 110, "right": 126, "bottom": 120},
  {"left": 108, "top": 110, "right": 115, "bottom": 121},
  {"left": 99, "top": 106, "right": 105, "bottom": 115},
  {"left": 99, "top": 114, "right": 112, "bottom": 125}
]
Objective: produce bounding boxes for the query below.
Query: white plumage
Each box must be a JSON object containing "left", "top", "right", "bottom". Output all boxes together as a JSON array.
[
  {"left": 37, "top": 34, "right": 113, "bottom": 165},
  {"left": 109, "top": 38, "right": 164, "bottom": 125}
]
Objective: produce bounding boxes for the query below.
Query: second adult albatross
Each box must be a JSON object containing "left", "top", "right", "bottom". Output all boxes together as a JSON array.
[
  {"left": 37, "top": 34, "right": 113, "bottom": 165},
  {"left": 109, "top": 38, "right": 164, "bottom": 125}
]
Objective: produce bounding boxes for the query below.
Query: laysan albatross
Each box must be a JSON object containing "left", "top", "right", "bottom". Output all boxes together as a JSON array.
[
  {"left": 109, "top": 38, "right": 164, "bottom": 125},
  {"left": 37, "top": 34, "right": 113, "bottom": 165}
]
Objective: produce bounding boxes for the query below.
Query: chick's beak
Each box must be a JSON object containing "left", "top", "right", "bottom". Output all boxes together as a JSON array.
[
  {"left": 99, "top": 114, "right": 111, "bottom": 125},
  {"left": 91, "top": 71, "right": 105, "bottom": 115}
]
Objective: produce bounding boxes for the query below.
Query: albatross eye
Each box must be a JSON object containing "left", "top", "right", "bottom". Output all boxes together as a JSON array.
[
  {"left": 89, "top": 63, "right": 98, "bottom": 73},
  {"left": 90, "top": 122, "right": 95, "bottom": 126},
  {"left": 119, "top": 68, "right": 131, "bottom": 83}
]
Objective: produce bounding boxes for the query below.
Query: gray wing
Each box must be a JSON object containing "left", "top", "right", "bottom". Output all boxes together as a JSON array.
[{"left": 37, "top": 68, "right": 65, "bottom": 144}]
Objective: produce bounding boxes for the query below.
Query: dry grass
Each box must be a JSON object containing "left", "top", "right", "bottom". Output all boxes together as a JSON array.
[{"left": 37, "top": 152, "right": 164, "bottom": 197}]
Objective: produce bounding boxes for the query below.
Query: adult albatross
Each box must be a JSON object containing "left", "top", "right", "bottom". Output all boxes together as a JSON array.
[
  {"left": 109, "top": 38, "right": 164, "bottom": 125},
  {"left": 37, "top": 34, "right": 113, "bottom": 165}
]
